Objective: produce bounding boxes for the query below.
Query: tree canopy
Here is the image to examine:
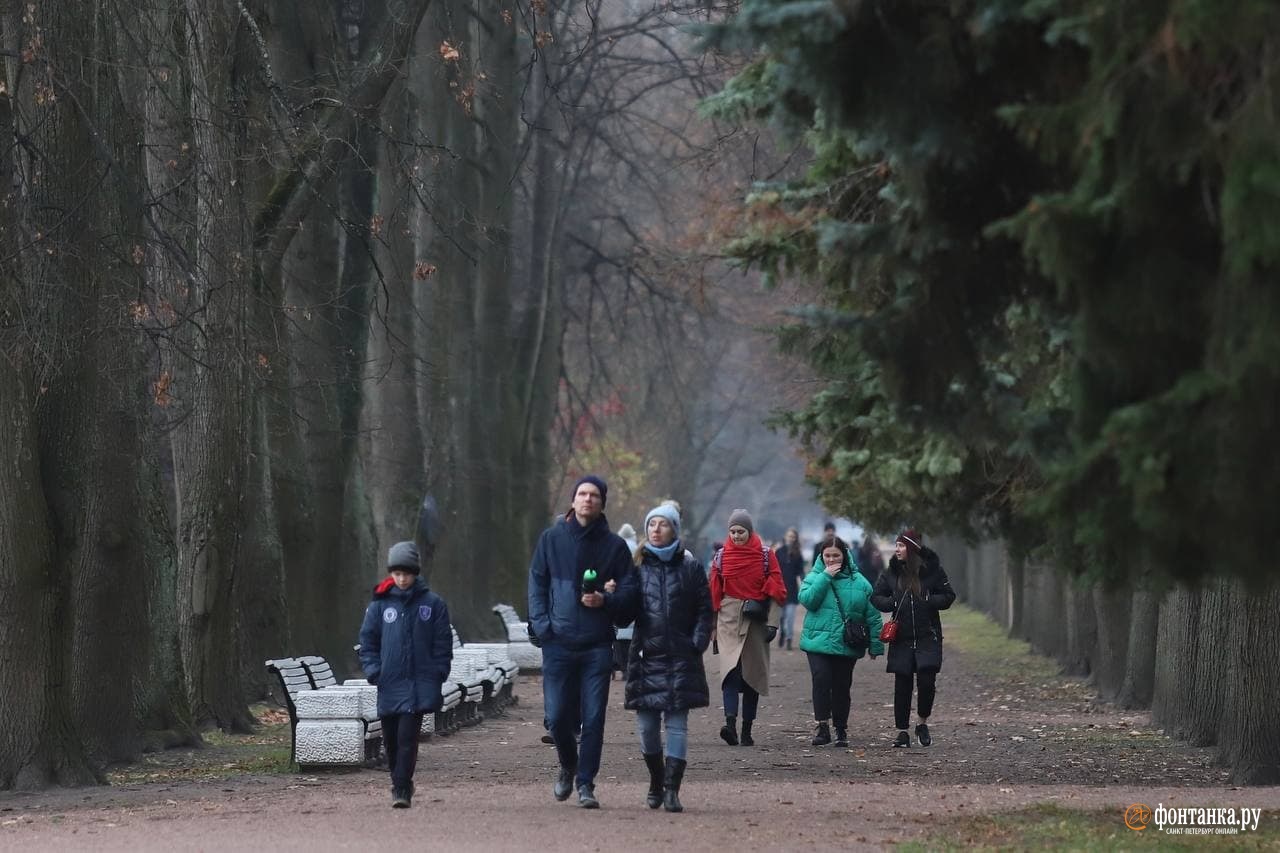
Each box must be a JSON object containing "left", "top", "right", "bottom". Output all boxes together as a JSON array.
[{"left": 706, "top": 0, "right": 1280, "bottom": 582}]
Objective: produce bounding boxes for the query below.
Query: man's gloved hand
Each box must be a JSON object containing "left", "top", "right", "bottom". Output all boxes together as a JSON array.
[
  {"left": 366, "top": 672, "right": 379, "bottom": 685},
  {"left": 527, "top": 625, "right": 542, "bottom": 648},
  {"left": 765, "top": 626, "right": 778, "bottom": 643}
]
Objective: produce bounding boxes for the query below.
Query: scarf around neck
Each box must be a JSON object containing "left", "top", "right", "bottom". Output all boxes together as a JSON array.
[{"left": 644, "top": 537, "right": 681, "bottom": 563}]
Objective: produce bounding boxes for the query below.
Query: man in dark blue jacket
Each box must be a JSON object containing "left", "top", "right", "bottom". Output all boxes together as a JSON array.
[
  {"left": 528, "top": 475, "right": 637, "bottom": 809},
  {"left": 359, "top": 541, "right": 453, "bottom": 808}
]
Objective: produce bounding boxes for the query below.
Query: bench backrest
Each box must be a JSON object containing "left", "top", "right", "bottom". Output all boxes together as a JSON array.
[
  {"left": 451, "top": 626, "right": 463, "bottom": 649},
  {"left": 492, "top": 603, "right": 530, "bottom": 643},
  {"left": 492, "top": 603, "right": 523, "bottom": 626},
  {"left": 265, "top": 657, "right": 310, "bottom": 720},
  {"left": 298, "top": 655, "right": 338, "bottom": 689}
]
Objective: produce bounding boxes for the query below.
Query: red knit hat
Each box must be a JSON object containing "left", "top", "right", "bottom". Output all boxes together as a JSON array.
[{"left": 897, "top": 529, "right": 922, "bottom": 555}]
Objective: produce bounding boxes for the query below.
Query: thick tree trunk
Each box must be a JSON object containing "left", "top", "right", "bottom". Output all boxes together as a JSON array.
[
  {"left": 136, "top": 0, "right": 200, "bottom": 747},
  {"left": 1116, "top": 586, "right": 1158, "bottom": 709},
  {"left": 173, "top": 0, "right": 255, "bottom": 732},
  {"left": 1090, "top": 583, "right": 1130, "bottom": 702},
  {"left": 1152, "top": 585, "right": 1202, "bottom": 742},
  {"left": 1215, "top": 580, "right": 1280, "bottom": 784},
  {"left": 0, "top": 357, "right": 97, "bottom": 788}
]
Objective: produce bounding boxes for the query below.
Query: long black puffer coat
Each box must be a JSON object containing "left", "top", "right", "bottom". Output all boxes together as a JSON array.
[
  {"left": 623, "top": 546, "right": 714, "bottom": 712},
  {"left": 870, "top": 547, "right": 955, "bottom": 675}
]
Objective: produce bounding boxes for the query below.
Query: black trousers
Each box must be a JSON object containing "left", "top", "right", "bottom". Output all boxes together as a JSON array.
[
  {"left": 381, "top": 712, "right": 425, "bottom": 789},
  {"left": 894, "top": 672, "right": 936, "bottom": 730},
  {"left": 806, "top": 652, "right": 855, "bottom": 729}
]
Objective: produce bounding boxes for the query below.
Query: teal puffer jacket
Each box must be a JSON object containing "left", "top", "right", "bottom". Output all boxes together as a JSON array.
[{"left": 798, "top": 567, "right": 884, "bottom": 658}]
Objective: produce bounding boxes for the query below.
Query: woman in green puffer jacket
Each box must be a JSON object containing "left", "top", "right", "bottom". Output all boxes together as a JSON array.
[{"left": 798, "top": 535, "right": 883, "bottom": 747}]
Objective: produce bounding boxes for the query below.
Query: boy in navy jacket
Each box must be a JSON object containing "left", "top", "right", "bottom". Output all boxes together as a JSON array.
[{"left": 359, "top": 541, "right": 453, "bottom": 808}]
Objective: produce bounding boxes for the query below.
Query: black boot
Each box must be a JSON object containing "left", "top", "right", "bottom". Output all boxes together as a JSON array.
[
  {"left": 811, "top": 721, "right": 831, "bottom": 747},
  {"left": 642, "top": 752, "right": 664, "bottom": 809},
  {"left": 740, "top": 720, "right": 754, "bottom": 747},
  {"left": 719, "top": 715, "right": 738, "bottom": 746},
  {"left": 391, "top": 785, "right": 410, "bottom": 808},
  {"left": 662, "top": 756, "right": 686, "bottom": 813}
]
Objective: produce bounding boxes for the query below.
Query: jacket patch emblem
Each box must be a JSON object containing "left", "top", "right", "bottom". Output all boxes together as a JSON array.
[
  {"left": 383, "top": 607, "right": 398, "bottom": 623},
  {"left": 418, "top": 605, "right": 433, "bottom": 621}
]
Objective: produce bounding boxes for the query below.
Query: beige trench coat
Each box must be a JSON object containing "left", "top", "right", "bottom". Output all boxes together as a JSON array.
[{"left": 715, "top": 596, "right": 780, "bottom": 696}]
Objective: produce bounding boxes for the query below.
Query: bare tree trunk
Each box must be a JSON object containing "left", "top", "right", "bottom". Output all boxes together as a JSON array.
[
  {"left": 1090, "top": 584, "right": 1130, "bottom": 702},
  {"left": 174, "top": 0, "right": 255, "bottom": 731},
  {"left": 1152, "top": 585, "right": 1202, "bottom": 742},
  {"left": 1215, "top": 580, "right": 1280, "bottom": 784},
  {"left": 1116, "top": 586, "right": 1158, "bottom": 709},
  {"left": 136, "top": 0, "right": 199, "bottom": 746},
  {"left": 0, "top": 357, "right": 97, "bottom": 787}
]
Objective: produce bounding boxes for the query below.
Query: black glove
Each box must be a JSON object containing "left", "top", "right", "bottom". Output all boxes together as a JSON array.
[
  {"left": 366, "top": 672, "right": 379, "bottom": 685},
  {"left": 765, "top": 626, "right": 778, "bottom": 642},
  {"left": 526, "top": 624, "right": 542, "bottom": 648}
]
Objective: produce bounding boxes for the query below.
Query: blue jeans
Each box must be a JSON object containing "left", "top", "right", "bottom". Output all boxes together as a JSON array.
[
  {"left": 542, "top": 643, "right": 613, "bottom": 787},
  {"left": 636, "top": 709, "right": 689, "bottom": 760},
  {"left": 780, "top": 602, "right": 799, "bottom": 644},
  {"left": 722, "top": 664, "right": 759, "bottom": 720}
]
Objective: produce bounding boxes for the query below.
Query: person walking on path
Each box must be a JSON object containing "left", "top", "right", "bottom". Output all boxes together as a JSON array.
[
  {"left": 710, "top": 509, "right": 787, "bottom": 747},
  {"left": 527, "top": 475, "right": 638, "bottom": 808},
  {"left": 775, "top": 528, "right": 806, "bottom": 651},
  {"left": 798, "top": 535, "right": 883, "bottom": 747},
  {"left": 870, "top": 529, "right": 955, "bottom": 748},
  {"left": 810, "top": 520, "right": 837, "bottom": 568},
  {"left": 856, "top": 533, "right": 885, "bottom": 588},
  {"left": 610, "top": 503, "right": 713, "bottom": 813},
  {"left": 358, "top": 541, "right": 454, "bottom": 808}
]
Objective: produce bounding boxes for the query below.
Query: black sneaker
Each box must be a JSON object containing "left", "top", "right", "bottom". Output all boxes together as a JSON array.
[
  {"left": 833, "top": 728, "right": 849, "bottom": 748},
  {"left": 893, "top": 730, "right": 911, "bottom": 748},
  {"left": 916, "top": 723, "right": 931, "bottom": 747},
  {"left": 540, "top": 733, "right": 555, "bottom": 745},
  {"left": 811, "top": 722, "right": 831, "bottom": 746},
  {"left": 553, "top": 766, "right": 575, "bottom": 801},
  {"left": 391, "top": 786, "right": 411, "bottom": 808},
  {"left": 577, "top": 783, "right": 599, "bottom": 809}
]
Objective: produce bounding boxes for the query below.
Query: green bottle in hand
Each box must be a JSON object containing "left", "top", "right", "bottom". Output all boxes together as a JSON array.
[{"left": 581, "top": 568, "right": 599, "bottom": 595}]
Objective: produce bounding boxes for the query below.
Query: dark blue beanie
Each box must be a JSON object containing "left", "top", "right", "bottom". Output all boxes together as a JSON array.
[{"left": 572, "top": 475, "right": 608, "bottom": 507}]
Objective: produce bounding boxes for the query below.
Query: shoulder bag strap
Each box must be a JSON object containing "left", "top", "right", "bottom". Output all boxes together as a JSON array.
[{"left": 828, "top": 573, "right": 849, "bottom": 622}]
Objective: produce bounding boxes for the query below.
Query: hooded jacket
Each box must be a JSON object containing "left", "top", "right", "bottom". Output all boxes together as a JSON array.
[
  {"left": 621, "top": 545, "right": 714, "bottom": 712},
  {"left": 527, "top": 511, "right": 637, "bottom": 649},
  {"left": 358, "top": 576, "right": 453, "bottom": 715},
  {"left": 869, "top": 547, "right": 955, "bottom": 674},
  {"left": 797, "top": 565, "right": 884, "bottom": 658}
]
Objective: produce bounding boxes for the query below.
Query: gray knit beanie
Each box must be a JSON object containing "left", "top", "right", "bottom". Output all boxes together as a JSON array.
[
  {"left": 387, "top": 541, "right": 421, "bottom": 574},
  {"left": 727, "top": 508, "right": 754, "bottom": 535}
]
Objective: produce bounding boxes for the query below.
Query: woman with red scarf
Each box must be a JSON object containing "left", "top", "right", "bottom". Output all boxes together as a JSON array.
[{"left": 709, "top": 509, "right": 787, "bottom": 746}]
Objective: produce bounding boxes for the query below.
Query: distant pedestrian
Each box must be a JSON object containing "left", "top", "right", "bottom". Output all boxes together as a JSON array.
[
  {"left": 774, "top": 528, "right": 806, "bottom": 650},
  {"left": 810, "top": 521, "right": 837, "bottom": 568},
  {"left": 798, "top": 535, "right": 883, "bottom": 747},
  {"left": 358, "top": 541, "right": 454, "bottom": 808},
  {"left": 613, "top": 522, "right": 641, "bottom": 679},
  {"left": 870, "top": 529, "right": 955, "bottom": 748},
  {"left": 856, "top": 533, "right": 885, "bottom": 587},
  {"left": 710, "top": 509, "right": 787, "bottom": 747},
  {"left": 612, "top": 503, "right": 713, "bottom": 813},
  {"left": 527, "top": 475, "right": 637, "bottom": 808}
]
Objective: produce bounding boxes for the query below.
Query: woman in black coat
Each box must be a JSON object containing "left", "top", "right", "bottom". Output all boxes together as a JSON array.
[
  {"left": 870, "top": 529, "right": 955, "bottom": 749},
  {"left": 610, "top": 502, "right": 712, "bottom": 813}
]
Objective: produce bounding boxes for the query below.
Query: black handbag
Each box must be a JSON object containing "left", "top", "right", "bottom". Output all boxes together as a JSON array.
[
  {"left": 829, "top": 577, "right": 869, "bottom": 652},
  {"left": 741, "top": 597, "right": 770, "bottom": 622}
]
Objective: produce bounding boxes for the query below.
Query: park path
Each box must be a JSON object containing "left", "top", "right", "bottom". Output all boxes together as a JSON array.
[{"left": 3, "top": 607, "right": 1277, "bottom": 851}]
